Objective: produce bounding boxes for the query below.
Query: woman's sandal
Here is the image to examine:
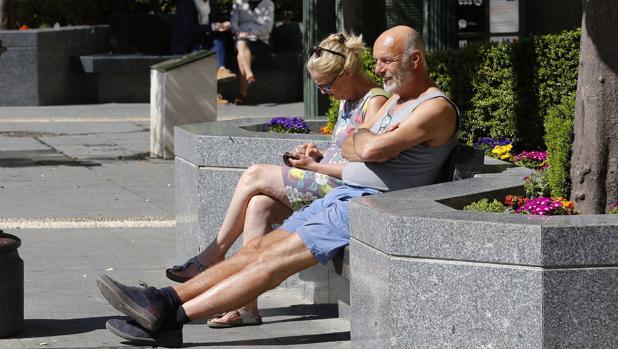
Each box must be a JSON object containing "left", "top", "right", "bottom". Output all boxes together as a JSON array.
[
  {"left": 165, "top": 256, "right": 208, "bottom": 283},
  {"left": 233, "top": 94, "right": 247, "bottom": 105},
  {"left": 206, "top": 309, "right": 262, "bottom": 328},
  {"left": 247, "top": 75, "right": 256, "bottom": 85}
]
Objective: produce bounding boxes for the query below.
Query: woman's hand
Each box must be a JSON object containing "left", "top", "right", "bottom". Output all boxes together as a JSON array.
[
  {"left": 291, "top": 143, "right": 323, "bottom": 162},
  {"left": 286, "top": 153, "right": 318, "bottom": 171},
  {"left": 215, "top": 21, "right": 231, "bottom": 32}
]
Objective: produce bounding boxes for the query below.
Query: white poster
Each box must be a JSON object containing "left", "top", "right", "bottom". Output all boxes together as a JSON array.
[{"left": 490, "top": 0, "right": 519, "bottom": 33}]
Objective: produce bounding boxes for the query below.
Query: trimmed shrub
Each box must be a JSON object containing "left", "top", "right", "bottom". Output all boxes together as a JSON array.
[
  {"left": 426, "top": 29, "right": 579, "bottom": 149},
  {"left": 324, "top": 30, "right": 580, "bottom": 154},
  {"left": 544, "top": 92, "right": 576, "bottom": 198}
]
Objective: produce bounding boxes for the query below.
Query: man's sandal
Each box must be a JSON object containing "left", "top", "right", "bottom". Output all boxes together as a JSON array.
[
  {"left": 165, "top": 256, "right": 207, "bottom": 283},
  {"left": 206, "top": 309, "right": 262, "bottom": 328}
]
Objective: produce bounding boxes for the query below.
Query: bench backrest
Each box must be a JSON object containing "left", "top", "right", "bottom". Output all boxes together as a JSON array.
[{"left": 434, "top": 143, "right": 484, "bottom": 183}]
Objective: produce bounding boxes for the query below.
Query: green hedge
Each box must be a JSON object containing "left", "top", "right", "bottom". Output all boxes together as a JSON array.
[
  {"left": 544, "top": 92, "right": 575, "bottom": 198},
  {"left": 325, "top": 29, "right": 579, "bottom": 150},
  {"left": 428, "top": 29, "right": 580, "bottom": 148}
]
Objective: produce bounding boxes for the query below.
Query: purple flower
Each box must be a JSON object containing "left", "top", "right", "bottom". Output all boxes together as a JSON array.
[
  {"left": 474, "top": 137, "right": 513, "bottom": 148},
  {"left": 515, "top": 197, "right": 568, "bottom": 215},
  {"left": 266, "top": 117, "right": 310, "bottom": 134},
  {"left": 513, "top": 151, "right": 548, "bottom": 162}
]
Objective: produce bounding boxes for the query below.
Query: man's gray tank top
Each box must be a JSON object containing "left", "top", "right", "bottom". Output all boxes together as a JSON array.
[{"left": 342, "top": 92, "right": 459, "bottom": 192}]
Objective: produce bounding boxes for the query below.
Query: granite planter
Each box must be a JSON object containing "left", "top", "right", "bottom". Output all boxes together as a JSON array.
[
  {"left": 0, "top": 25, "right": 109, "bottom": 106},
  {"left": 349, "top": 168, "right": 618, "bottom": 348},
  {"left": 174, "top": 118, "right": 337, "bottom": 303}
]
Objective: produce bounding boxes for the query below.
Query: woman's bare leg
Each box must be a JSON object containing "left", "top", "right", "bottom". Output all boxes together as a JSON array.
[
  {"left": 198, "top": 164, "right": 291, "bottom": 266},
  {"left": 211, "top": 195, "right": 292, "bottom": 323},
  {"left": 236, "top": 40, "right": 254, "bottom": 97}
]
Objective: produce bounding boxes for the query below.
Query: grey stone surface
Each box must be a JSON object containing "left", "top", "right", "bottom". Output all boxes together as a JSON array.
[
  {"left": 0, "top": 103, "right": 350, "bottom": 348},
  {"left": 543, "top": 268, "right": 618, "bottom": 348},
  {"left": 175, "top": 118, "right": 331, "bottom": 168},
  {"left": 349, "top": 239, "right": 391, "bottom": 349},
  {"left": 388, "top": 258, "right": 543, "bottom": 349},
  {"left": 150, "top": 52, "right": 217, "bottom": 158},
  {"left": 348, "top": 161, "right": 618, "bottom": 348},
  {"left": 80, "top": 53, "right": 175, "bottom": 73},
  {"left": 0, "top": 26, "right": 109, "bottom": 106}
]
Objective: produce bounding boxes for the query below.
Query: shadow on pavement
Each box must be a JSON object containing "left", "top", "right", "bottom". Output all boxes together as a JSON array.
[
  {"left": 18, "top": 316, "right": 117, "bottom": 338},
  {"left": 181, "top": 331, "right": 350, "bottom": 347},
  {"left": 259, "top": 303, "right": 340, "bottom": 325}
]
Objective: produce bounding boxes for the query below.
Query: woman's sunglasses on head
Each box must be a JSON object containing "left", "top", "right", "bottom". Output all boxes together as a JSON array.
[{"left": 309, "top": 34, "right": 347, "bottom": 59}]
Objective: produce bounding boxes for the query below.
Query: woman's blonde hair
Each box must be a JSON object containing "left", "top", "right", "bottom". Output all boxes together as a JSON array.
[{"left": 306, "top": 33, "right": 366, "bottom": 78}]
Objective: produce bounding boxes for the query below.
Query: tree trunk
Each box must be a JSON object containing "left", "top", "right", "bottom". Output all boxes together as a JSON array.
[
  {"left": 0, "top": 0, "right": 14, "bottom": 30},
  {"left": 570, "top": 0, "right": 618, "bottom": 214}
]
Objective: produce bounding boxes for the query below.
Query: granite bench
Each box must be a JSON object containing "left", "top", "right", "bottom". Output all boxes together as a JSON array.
[
  {"left": 79, "top": 54, "right": 177, "bottom": 103},
  {"left": 174, "top": 118, "right": 484, "bottom": 319}
]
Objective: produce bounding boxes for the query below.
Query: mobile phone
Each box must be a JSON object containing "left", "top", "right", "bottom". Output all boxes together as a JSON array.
[{"left": 282, "top": 152, "right": 297, "bottom": 166}]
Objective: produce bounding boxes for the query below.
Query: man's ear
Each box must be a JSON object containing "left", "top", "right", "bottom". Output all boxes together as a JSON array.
[{"left": 409, "top": 50, "right": 421, "bottom": 69}]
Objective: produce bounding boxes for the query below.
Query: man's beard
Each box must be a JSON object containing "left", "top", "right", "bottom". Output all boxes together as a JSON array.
[{"left": 383, "top": 67, "right": 412, "bottom": 93}]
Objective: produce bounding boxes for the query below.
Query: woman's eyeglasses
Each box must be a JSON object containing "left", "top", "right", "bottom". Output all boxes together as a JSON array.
[{"left": 315, "top": 72, "right": 342, "bottom": 93}]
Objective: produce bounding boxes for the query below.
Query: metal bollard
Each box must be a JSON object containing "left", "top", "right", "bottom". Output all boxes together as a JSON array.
[{"left": 0, "top": 230, "right": 24, "bottom": 338}]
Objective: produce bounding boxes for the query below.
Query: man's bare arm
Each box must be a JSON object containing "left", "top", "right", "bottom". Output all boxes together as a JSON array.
[
  {"left": 342, "top": 95, "right": 395, "bottom": 161},
  {"left": 346, "top": 99, "right": 456, "bottom": 163}
]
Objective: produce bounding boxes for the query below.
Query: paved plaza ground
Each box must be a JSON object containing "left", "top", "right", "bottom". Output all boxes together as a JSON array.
[{"left": 0, "top": 102, "right": 351, "bottom": 348}]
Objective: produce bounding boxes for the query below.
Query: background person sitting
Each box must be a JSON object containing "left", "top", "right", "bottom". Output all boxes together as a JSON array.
[
  {"left": 229, "top": 0, "right": 274, "bottom": 104},
  {"left": 170, "top": 0, "right": 236, "bottom": 81}
]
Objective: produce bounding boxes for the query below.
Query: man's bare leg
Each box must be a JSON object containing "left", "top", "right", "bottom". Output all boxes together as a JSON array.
[
  {"left": 177, "top": 231, "right": 319, "bottom": 320},
  {"left": 173, "top": 230, "right": 288, "bottom": 301},
  {"left": 212, "top": 195, "right": 292, "bottom": 324}
]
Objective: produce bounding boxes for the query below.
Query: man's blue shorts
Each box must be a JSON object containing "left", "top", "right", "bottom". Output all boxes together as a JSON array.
[{"left": 280, "top": 185, "right": 381, "bottom": 264}]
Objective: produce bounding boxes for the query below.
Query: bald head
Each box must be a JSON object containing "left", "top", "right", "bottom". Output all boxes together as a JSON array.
[{"left": 374, "top": 25, "right": 426, "bottom": 67}]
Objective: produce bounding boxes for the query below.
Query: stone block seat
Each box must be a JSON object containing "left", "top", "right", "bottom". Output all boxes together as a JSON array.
[
  {"left": 217, "top": 22, "right": 304, "bottom": 104},
  {"left": 78, "top": 14, "right": 179, "bottom": 103},
  {"left": 174, "top": 117, "right": 484, "bottom": 320},
  {"left": 80, "top": 53, "right": 176, "bottom": 103}
]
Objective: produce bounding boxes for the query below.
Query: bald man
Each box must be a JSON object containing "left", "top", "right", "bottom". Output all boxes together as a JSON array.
[{"left": 97, "top": 25, "right": 459, "bottom": 347}]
